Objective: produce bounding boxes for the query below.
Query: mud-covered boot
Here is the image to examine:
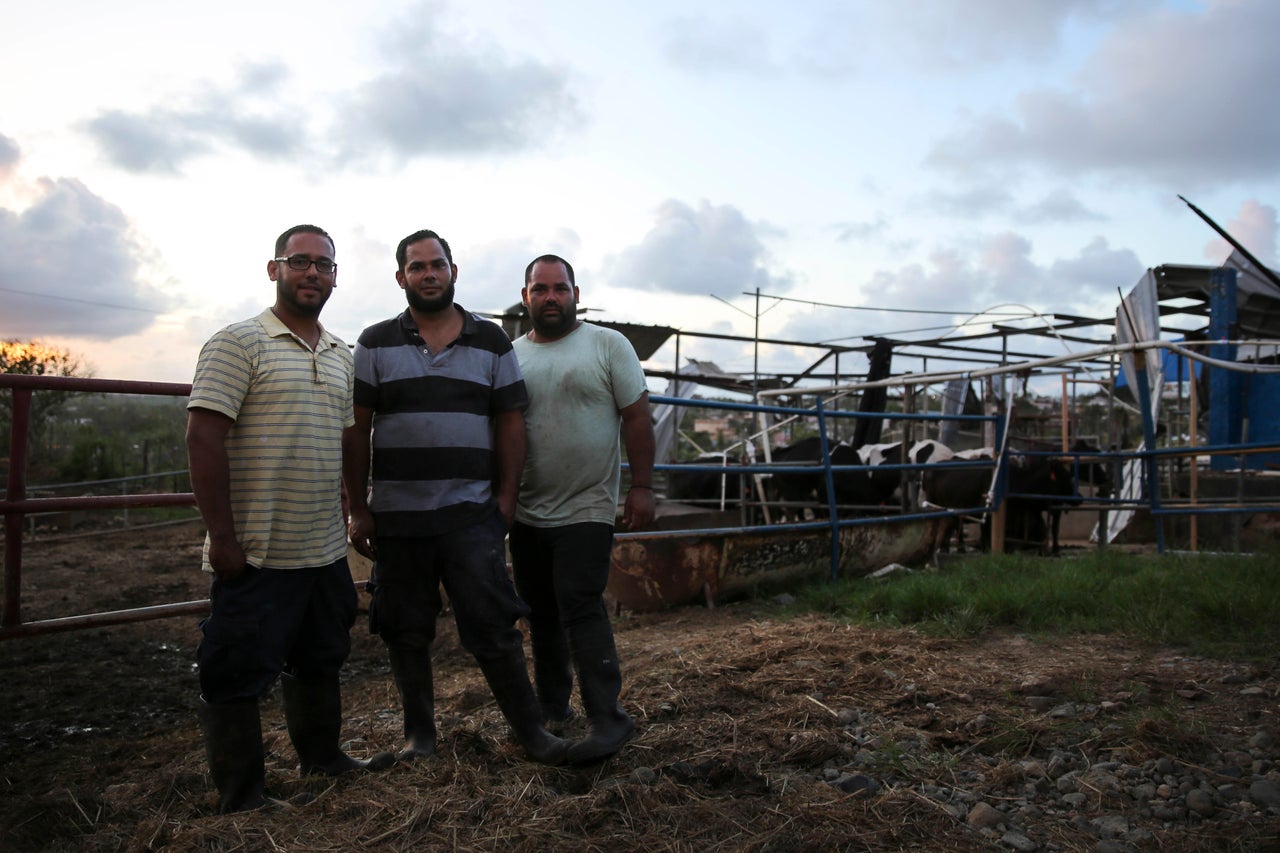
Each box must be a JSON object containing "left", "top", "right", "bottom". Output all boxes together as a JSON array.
[
  {"left": 565, "top": 626, "right": 635, "bottom": 765},
  {"left": 477, "top": 650, "right": 572, "bottom": 765},
  {"left": 280, "top": 672, "right": 396, "bottom": 775},
  {"left": 386, "top": 646, "right": 437, "bottom": 762},
  {"left": 199, "top": 697, "right": 271, "bottom": 813}
]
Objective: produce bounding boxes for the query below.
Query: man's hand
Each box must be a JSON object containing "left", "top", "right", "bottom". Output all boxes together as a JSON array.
[
  {"left": 497, "top": 492, "right": 517, "bottom": 529},
  {"left": 621, "top": 486, "right": 656, "bottom": 531},
  {"left": 207, "top": 531, "right": 248, "bottom": 582},
  {"left": 348, "top": 506, "right": 377, "bottom": 559}
]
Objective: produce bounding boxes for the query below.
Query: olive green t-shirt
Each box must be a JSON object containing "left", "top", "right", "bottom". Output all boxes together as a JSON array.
[{"left": 513, "top": 322, "right": 647, "bottom": 527}]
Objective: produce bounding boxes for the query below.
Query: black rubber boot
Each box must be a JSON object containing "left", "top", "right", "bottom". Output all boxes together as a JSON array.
[
  {"left": 477, "top": 650, "right": 572, "bottom": 765},
  {"left": 565, "top": 625, "right": 635, "bottom": 765},
  {"left": 199, "top": 697, "right": 271, "bottom": 814},
  {"left": 528, "top": 622, "right": 575, "bottom": 725},
  {"left": 386, "top": 646, "right": 437, "bottom": 762},
  {"left": 543, "top": 704, "right": 579, "bottom": 736},
  {"left": 280, "top": 672, "right": 396, "bottom": 776}
]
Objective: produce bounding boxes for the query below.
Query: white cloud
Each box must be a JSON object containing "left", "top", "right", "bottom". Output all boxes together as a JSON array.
[
  {"left": 779, "top": 230, "right": 1142, "bottom": 349},
  {"left": 0, "top": 132, "right": 20, "bottom": 177},
  {"left": 3, "top": 0, "right": 1274, "bottom": 386},
  {"left": 337, "top": 15, "right": 580, "bottom": 165},
  {"left": 603, "top": 199, "right": 792, "bottom": 299},
  {"left": 1046, "top": 236, "right": 1144, "bottom": 306},
  {"left": 1200, "top": 199, "right": 1278, "bottom": 266},
  {"left": 83, "top": 63, "right": 301, "bottom": 174},
  {"left": 928, "top": 1, "right": 1280, "bottom": 188},
  {"left": 882, "top": 0, "right": 1147, "bottom": 67},
  {"left": 459, "top": 236, "right": 555, "bottom": 315},
  {"left": 1018, "top": 190, "right": 1106, "bottom": 224},
  {"left": 833, "top": 216, "right": 889, "bottom": 244},
  {"left": 658, "top": 1, "right": 1138, "bottom": 80},
  {"left": 0, "top": 175, "right": 176, "bottom": 339},
  {"left": 659, "top": 15, "right": 779, "bottom": 75},
  {"left": 928, "top": 186, "right": 1016, "bottom": 218},
  {"left": 79, "top": 15, "right": 580, "bottom": 174}
]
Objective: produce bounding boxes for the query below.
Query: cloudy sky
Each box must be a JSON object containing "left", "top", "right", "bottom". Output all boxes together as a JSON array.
[{"left": 2, "top": 0, "right": 1277, "bottom": 385}]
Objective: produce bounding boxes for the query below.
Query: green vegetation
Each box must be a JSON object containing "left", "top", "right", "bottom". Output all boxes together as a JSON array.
[
  {"left": 789, "top": 551, "right": 1280, "bottom": 663},
  {"left": 49, "top": 394, "right": 190, "bottom": 483},
  {"left": 2, "top": 343, "right": 193, "bottom": 532}
]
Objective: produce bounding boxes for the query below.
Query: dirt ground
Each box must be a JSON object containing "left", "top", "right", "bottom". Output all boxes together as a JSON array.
[{"left": 1, "top": 520, "right": 1277, "bottom": 852}]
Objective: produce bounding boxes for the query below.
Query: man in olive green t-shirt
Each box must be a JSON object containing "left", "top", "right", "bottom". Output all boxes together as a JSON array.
[{"left": 510, "top": 253, "right": 655, "bottom": 765}]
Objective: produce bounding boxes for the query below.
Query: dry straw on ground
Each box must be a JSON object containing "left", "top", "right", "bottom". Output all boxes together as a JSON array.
[{"left": 1, "top": 521, "right": 1276, "bottom": 851}]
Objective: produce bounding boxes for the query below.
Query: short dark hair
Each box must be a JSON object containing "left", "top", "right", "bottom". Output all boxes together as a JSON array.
[
  {"left": 525, "top": 254, "right": 575, "bottom": 285},
  {"left": 275, "top": 224, "right": 333, "bottom": 257},
  {"left": 397, "top": 229, "right": 453, "bottom": 271}
]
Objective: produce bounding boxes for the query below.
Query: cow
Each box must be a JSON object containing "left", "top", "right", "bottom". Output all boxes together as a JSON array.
[
  {"left": 1045, "top": 440, "right": 1113, "bottom": 551},
  {"left": 999, "top": 454, "right": 1076, "bottom": 554},
  {"left": 923, "top": 442, "right": 1111, "bottom": 556},
  {"left": 764, "top": 437, "right": 882, "bottom": 521},
  {"left": 665, "top": 452, "right": 750, "bottom": 511},
  {"left": 765, "top": 437, "right": 951, "bottom": 522},
  {"left": 764, "top": 437, "right": 834, "bottom": 520},
  {"left": 921, "top": 447, "right": 995, "bottom": 553},
  {"left": 986, "top": 442, "right": 1111, "bottom": 555},
  {"left": 1065, "top": 439, "right": 1113, "bottom": 498},
  {"left": 858, "top": 439, "right": 955, "bottom": 510}
]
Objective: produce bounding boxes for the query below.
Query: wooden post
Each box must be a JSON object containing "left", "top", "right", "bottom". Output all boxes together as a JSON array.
[{"left": 1060, "top": 374, "right": 1069, "bottom": 452}]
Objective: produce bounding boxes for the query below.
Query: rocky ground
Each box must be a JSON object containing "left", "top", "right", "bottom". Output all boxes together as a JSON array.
[{"left": 1, "top": 520, "right": 1277, "bottom": 851}]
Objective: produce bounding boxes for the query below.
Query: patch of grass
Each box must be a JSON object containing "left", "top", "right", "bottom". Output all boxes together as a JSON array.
[
  {"left": 1065, "top": 674, "right": 1098, "bottom": 704},
  {"left": 971, "top": 716, "right": 1041, "bottom": 758},
  {"left": 859, "top": 738, "right": 959, "bottom": 779},
  {"left": 788, "top": 551, "right": 1280, "bottom": 662}
]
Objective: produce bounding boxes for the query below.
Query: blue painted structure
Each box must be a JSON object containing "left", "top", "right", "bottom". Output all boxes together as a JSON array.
[{"left": 1209, "top": 268, "right": 1280, "bottom": 471}]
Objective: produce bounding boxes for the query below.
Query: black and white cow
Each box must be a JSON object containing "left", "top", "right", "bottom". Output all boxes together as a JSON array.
[
  {"left": 765, "top": 437, "right": 953, "bottom": 521},
  {"left": 857, "top": 439, "right": 955, "bottom": 511},
  {"left": 764, "top": 437, "right": 882, "bottom": 520}
]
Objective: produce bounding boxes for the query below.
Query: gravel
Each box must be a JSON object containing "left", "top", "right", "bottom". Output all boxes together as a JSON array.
[{"left": 783, "top": 689, "right": 1279, "bottom": 850}]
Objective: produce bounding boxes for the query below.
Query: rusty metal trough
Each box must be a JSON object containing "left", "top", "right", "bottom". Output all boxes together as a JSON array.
[{"left": 606, "top": 503, "right": 942, "bottom": 613}]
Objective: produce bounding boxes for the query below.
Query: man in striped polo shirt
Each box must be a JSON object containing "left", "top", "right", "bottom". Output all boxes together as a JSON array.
[
  {"left": 187, "top": 224, "right": 393, "bottom": 814},
  {"left": 344, "top": 229, "right": 570, "bottom": 765}
]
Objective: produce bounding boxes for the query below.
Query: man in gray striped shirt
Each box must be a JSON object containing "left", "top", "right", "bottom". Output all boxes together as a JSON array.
[
  {"left": 188, "top": 224, "right": 393, "bottom": 814},
  {"left": 344, "top": 229, "right": 570, "bottom": 765}
]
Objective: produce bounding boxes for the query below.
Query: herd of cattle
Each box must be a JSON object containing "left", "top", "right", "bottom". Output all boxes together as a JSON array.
[{"left": 664, "top": 437, "right": 1113, "bottom": 556}]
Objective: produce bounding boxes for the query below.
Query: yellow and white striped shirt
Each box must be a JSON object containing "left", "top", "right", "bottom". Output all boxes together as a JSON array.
[{"left": 189, "top": 308, "right": 354, "bottom": 571}]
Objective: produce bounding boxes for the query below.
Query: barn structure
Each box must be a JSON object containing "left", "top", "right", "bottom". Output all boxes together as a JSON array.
[{"left": 502, "top": 202, "right": 1280, "bottom": 608}]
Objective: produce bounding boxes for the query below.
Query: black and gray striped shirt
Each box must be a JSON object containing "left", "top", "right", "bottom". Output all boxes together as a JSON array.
[{"left": 353, "top": 306, "right": 528, "bottom": 537}]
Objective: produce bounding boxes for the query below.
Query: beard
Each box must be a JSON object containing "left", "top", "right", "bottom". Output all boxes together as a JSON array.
[
  {"left": 278, "top": 280, "right": 330, "bottom": 317},
  {"left": 529, "top": 303, "right": 578, "bottom": 339},
  {"left": 405, "top": 278, "right": 456, "bottom": 314}
]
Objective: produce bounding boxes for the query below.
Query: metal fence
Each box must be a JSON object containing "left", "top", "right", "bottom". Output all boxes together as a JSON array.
[{"left": 5, "top": 371, "right": 1278, "bottom": 640}]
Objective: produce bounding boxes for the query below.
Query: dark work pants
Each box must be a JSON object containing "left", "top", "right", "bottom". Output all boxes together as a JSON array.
[
  {"left": 369, "top": 512, "right": 529, "bottom": 664},
  {"left": 508, "top": 521, "right": 616, "bottom": 713},
  {"left": 197, "top": 558, "right": 357, "bottom": 703}
]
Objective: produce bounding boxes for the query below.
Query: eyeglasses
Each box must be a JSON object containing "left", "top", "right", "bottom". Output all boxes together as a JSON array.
[{"left": 275, "top": 256, "right": 337, "bottom": 275}]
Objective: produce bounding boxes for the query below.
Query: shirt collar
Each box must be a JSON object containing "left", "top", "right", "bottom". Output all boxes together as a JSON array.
[
  {"left": 397, "top": 304, "right": 476, "bottom": 338},
  {"left": 258, "top": 307, "right": 338, "bottom": 349}
]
